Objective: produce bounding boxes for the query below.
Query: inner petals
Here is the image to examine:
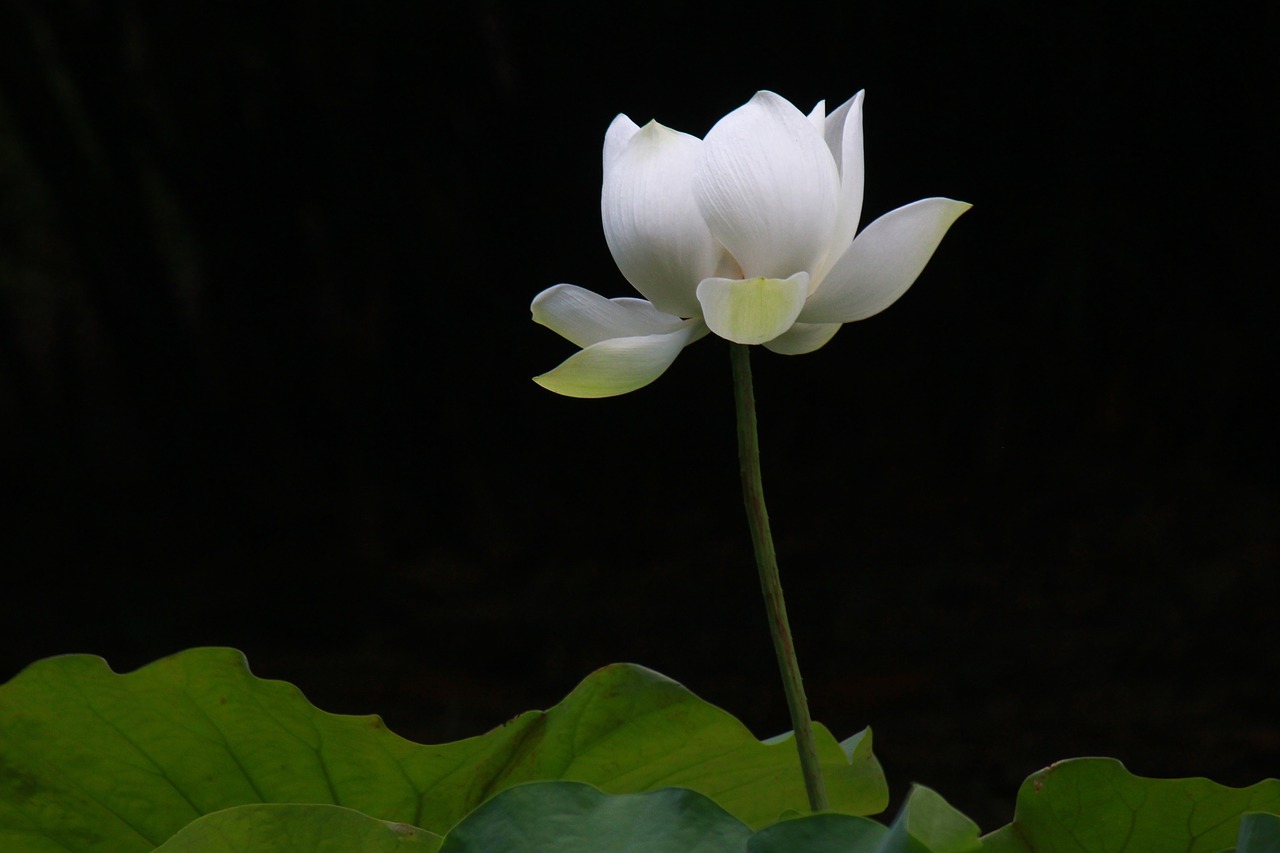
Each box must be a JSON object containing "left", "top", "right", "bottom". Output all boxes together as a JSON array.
[
  {"left": 602, "top": 121, "right": 719, "bottom": 318},
  {"left": 694, "top": 92, "right": 840, "bottom": 281}
]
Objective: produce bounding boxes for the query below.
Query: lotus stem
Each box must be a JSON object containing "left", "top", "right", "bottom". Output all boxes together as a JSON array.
[{"left": 729, "top": 342, "right": 828, "bottom": 812}]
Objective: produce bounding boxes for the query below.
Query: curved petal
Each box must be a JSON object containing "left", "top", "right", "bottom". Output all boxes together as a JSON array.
[
  {"left": 603, "top": 121, "right": 720, "bottom": 317},
  {"left": 603, "top": 113, "right": 640, "bottom": 177},
  {"left": 806, "top": 99, "right": 826, "bottom": 133},
  {"left": 695, "top": 272, "right": 809, "bottom": 345},
  {"left": 762, "top": 321, "right": 842, "bottom": 355},
  {"left": 694, "top": 91, "right": 839, "bottom": 280},
  {"left": 532, "top": 284, "right": 686, "bottom": 348},
  {"left": 800, "top": 198, "right": 971, "bottom": 323},
  {"left": 532, "top": 325, "right": 699, "bottom": 398},
  {"left": 812, "top": 91, "right": 865, "bottom": 287}
]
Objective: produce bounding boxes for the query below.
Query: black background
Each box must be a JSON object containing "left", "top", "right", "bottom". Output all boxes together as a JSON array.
[{"left": 1, "top": 0, "right": 1275, "bottom": 830}]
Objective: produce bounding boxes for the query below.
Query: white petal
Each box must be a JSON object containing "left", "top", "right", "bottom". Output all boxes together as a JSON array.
[
  {"left": 603, "top": 121, "right": 720, "bottom": 317},
  {"left": 812, "top": 91, "right": 865, "bottom": 287},
  {"left": 532, "top": 325, "right": 699, "bottom": 398},
  {"left": 807, "top": 99, "right": 826, "bottom": 133},
  {"left": 694, "top": 91, "right": 840, "bottom": 280},
  {"left": 695, "top": 272, "right": 809, "bottom": 345},
  {"left": 603, "top": 113, "right": 640, "bottom": 177},
  {"left": 800, "top": 198, "right": 971, "bottom": 323},
  {"left": 763, "top": 322, "right": 842, "bottom": 355},
  {"left": 531, "top": 284, "right": 686, "bottom": 348}
]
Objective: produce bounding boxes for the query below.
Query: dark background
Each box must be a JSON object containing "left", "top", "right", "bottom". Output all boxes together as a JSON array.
[{"left": 1, "top": 0, "right": 1275, "bottom": 831}]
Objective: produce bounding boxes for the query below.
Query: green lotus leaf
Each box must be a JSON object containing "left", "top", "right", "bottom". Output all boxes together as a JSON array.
[
  {"left": 878, "top": 785, "right": 980, "bottom": 853},
  {"left": 153, "top": 804, "right": 441, "bottom": 852},
  {"left": 1237, "top": 812, "right": 1280, "bottom": 853},
  {"left": 981, "top": 758, "right": 1280, "bottom": 852},
  {"left": 746, "top": 812, "right": 890, "bottom": 852},
  {"left": 437, "top": 780, "right": 751, "bottom": 852},
  {"left": 751, "top": 784, "right": 976, "bottom": 853},
  {"left": 0, "top": 647, "right": 886, "bottom": 850},
  {"left": 442, "top": 783, "right": 978, "bottom": 853}
]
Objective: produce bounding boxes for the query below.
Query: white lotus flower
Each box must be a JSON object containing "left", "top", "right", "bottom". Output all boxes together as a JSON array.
[{"left": 532, "top": 90, "right": 970, "bottom": 398}]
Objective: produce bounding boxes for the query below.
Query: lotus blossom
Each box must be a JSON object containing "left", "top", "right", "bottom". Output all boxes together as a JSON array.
[{"left": 532, "top": 90, "right": 970, "bottom": 398}]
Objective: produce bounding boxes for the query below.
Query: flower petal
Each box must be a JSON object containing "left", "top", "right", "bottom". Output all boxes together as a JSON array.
[
  {"left": 695, "top": 272, "right": 809, "bottom": 345},
  {"left": 763, "top": 321, "right": 842, "bottom": 355},
  {"left": 812, "top": 91, "right": 865, "bottom": 287},
  {"left": 800, "top": 198, "right": 971, "bottom": 323},
  {"left": 807, "top": 99, "right": 826, "bottom": 133},
  {"left": 532, "top": 284, "right": 686, "bottom": 348},
  {"left": 603, "top": 113, "right": 640, "bottom": 177},
  {"left": 695, "top": 91, "right": 840, "bottom": 280},
  {"left": 603, "top": 121, "right": 720, "bottom": 317},
  {"left": 532, "top": 325, "right": 700, "bottom": 398}
]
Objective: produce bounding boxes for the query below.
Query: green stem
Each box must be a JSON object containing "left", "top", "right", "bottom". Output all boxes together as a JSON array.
[{"left": 729, "top": 342, "right": 829, "bottom": 813}]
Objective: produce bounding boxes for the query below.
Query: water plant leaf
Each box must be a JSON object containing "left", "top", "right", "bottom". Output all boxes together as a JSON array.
[
  {"left": 0, "top": 647, "right": 886, "bottom": 850},
  {"left": 746, "top": 812, "right": 890, "bottom": 852},
  {"left": 440, "top": 784, "right": 977, "bottom": 853},
  {"left": 878, "top": 785, "right": 981, "bottom": 853},
  {"left": 981, "top": 758, "right": 1280, "bottom": 853},
  {"left": 1237, "top": 812, "right": 1280, "bottom": 853},
  {"left": 152, "top": 804, "right": 441, "bottom": 852},
  {"left": 437, "top": 780, "right": 751, "bottom": 852}
]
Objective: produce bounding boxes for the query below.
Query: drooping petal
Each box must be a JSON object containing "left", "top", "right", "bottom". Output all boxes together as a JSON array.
[
  {"left": 603, "top": 121, "right": 720, "bottom": 317},
  {"left": 695, "top": 272, "right": 809, "bottom": 345},
  {"left": 531, "top": 284, "right": 687, "bottom": 348},
  {"left": 603, "top": 113, "right": 640, "bottom": 177},
  {"left": 763, "top": 321, "right": 842, "bottom": 355},
  {"left": 812, "top": 91, "right": 865, "bottom": 287},
  {"left": 800, "top": 197, "right": 972, "bottom": 324},
  {"left": 532, "top": 324, "right": 700, "bottom": 398},
  {"left": 694, "top": 91, "right": 840, "bottom": 280}
]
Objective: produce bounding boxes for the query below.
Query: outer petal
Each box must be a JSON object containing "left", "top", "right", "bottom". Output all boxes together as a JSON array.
[
  {"left": 603, "top": 121, "right": 720, "bottom": 317},
  {"left": 695, "top": 272, "right": 809, "bottom": 345},
  {"left": 694, "top": 91, "right": 840, "bottom": 280},
  {"left": 763, "top": 321, "right": 842, "bottom": 355},
  {"left": 800, "top": 198, "right": 971, "bottom": 323},
  {"left": 532, "top": 283, "right": 686, "bottom": 348},
  {"left": 812, "top": 91, "right": 865, "bottom": 287},
  {"left": 603, "top": 113, "right": 640, "bottom": 177},
  {"left": 532, "top": 324, "right": 700, "bottom": 398}
]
